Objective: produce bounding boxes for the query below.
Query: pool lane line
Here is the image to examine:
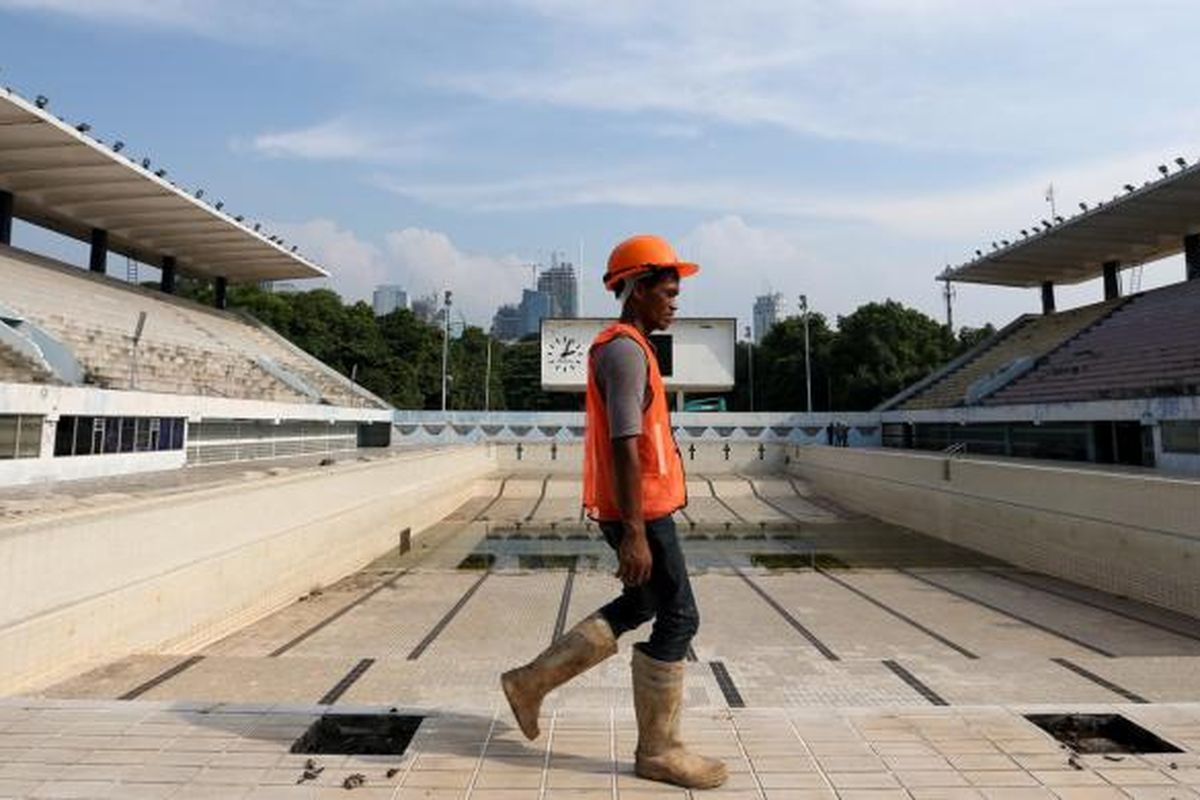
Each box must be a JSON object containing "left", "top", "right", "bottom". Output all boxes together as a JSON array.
[
  {"left": 784, "top": 476, "right": 857, "bottom": 519},
  {"left": 524, "top": 474, "right": 552, "bottom": 522},
  {"left": 732, "top": 566, "right": 840, "bottom": 661},
  {"left": 701, "top": 476, "right": 748, "bottom": 524},
  {"left": 899, "top": 568, "right": 1116, "bottom": 658},
  {"left": 985, "top": 568, "right": 1200, "bottom": 644},
  {"left": 881, "top": 659, "right": 948, "bottom": 706},
  {"left": 738, "top": 474, "right": 805, "bottom": 523},
  {"left": 551, "top": 560, "right": 577, "bottom": 643},
  {"left": 318, "top": 658, "right": 376, "bottom": 705},
  {"left": 472, "top": 477, "right": 510, "bottom": 522},
  {"left": 118, "top": 655, "right": 205, "bottom": 701},
  {"left": 709, "top": 661, "right": 746, "bottom": 708},
  {"left": 1051, "top": 657, "right": 1148, "bottom": 704},
  {"left": 815, "top": 568, "right": 979, "bottom": 659},
  {"left": 270, "top": 569, "right": 410, "bottom": 657},
  {"left": 407, "top": 569, "right": 492, "bottom": 660},
  {"left": 681, "top": 506, "right": 700, "bottom": 532}
]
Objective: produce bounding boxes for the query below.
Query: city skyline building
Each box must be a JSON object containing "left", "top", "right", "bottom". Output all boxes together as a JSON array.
[
  {"left": 372, "top": 284, "right": 410, "bottom": 317},
  {"left": 519, "top": 288, "right": 553, "bottom": 338},
  {"left": 537, "top": 258, "right": 579, "bottom": 318},
  {"left": 753, "top": 292, "right": 784, "bottom": 343},
  {"left": 410, "top": 292, "right": 440, "bottom": 324},
  {"left": 491, "top": 303, "right": 523, "bottom": 341}
]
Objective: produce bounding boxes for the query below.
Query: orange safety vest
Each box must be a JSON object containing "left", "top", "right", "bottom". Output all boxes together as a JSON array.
[{"left": 582, "top": 322, "right": 687, "bottom": 522}]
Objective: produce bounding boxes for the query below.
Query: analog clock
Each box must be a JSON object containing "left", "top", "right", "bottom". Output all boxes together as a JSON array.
[{"left": 545, "top": 333, "right": 585, "bottom": 374}]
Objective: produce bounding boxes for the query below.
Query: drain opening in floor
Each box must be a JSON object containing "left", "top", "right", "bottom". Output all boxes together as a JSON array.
[
  {"left": 456, "top": 553, "right": 496, "bottom": 570},
  {"left": 1025, "top": 714, "right": 1182, "bottom": 754},
  {"left": 291, "top": 714, "right": 423, "bottom": 755}
]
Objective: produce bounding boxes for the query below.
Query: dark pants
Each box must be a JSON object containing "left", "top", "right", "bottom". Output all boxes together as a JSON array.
[{"left": 597, "top": 514, "right": 699, "bottom": 663}]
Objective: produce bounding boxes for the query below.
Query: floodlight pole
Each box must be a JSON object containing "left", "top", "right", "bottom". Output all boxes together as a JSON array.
[
  {"left": 441, "top": 290, "right": 452, "bottom": 413},
  {"left": 744, "top": 324, "right": 754, "bottom": 412},
  {"left": 800, "top": 294, "right": 812, "bottom": 413},
  {"left": 484, "top": 335, "right": 492, "bottom": 412}
]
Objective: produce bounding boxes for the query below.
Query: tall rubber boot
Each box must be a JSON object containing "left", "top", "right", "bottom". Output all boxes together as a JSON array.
[
  {"left": 501, "top": 613, "right": 617, "bottom": 740},
  {"left": 632, "top": 647, "right": 727, "bottom": 789}
]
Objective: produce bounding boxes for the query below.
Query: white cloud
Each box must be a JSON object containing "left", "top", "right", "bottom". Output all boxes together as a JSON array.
[
  {"left": 267, "top": 221, "right": 530, "bottom": 326},
  {"left": 268, "top": 218, "right": 388, "bottom": 303},
  {"left": 247, "top": 118, "right": 431, "bottom": 164},
  {"left": 440, "top": 0, "right": 1200, "bottom": 154},
  {"left": 384, "top": 228, "right": 528, "bottom": 325}
]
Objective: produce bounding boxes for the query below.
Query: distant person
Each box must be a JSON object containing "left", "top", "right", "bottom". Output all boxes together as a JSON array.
[{"left": 501, "top": 234, "right": 726, "bottom": 790}]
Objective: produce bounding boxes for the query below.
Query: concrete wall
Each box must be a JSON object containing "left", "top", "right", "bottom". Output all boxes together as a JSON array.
[
  {"left": 496, "top": 440, "right": 791, "bottom": 476},
  {"left": 0, "top": 381, "right": 394, "bottom": 488},
  {"left": 393, "top": 410, "right": 883, "bottom": 448},
  {"left": 0, "top": 444, "right": 495, "bottom": 694},
  {"left": 790, "top": 445, "right": 1200, "bottom": 617}
]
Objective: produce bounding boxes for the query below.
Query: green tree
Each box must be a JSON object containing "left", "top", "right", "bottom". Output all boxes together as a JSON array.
[
  {"left": 755, "top": 314, "right": 835, "bottom": 411},
  {"left": 956, "top": 323, "right": 997, "bottom": 355},
  {"left": 830, "top": 300, "right": 955, "bottom": 410},
  {"left": 500, "top": 340, "right": 578, "bottom": 411}
]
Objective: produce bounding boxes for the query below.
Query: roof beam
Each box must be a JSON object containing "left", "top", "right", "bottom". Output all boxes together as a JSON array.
[{"left": 0, "top": 89, "right": 326, "bottom": 280}]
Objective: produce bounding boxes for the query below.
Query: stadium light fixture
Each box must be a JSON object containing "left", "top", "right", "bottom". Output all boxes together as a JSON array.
[
  {"left": 1021, "top": 229, "right": 1029, "bottom": 237},
  {"left": 991, "top": 241, "right": 998, "bottom": 250},
  {"left": 235, "top": 215, "right": 244, "bottom": 222},
  {"left": 141, "top": 157, "right": 151, "bottom": 169},
  {"left": 215, "top": 201, "right": 224, "bottom": 211},
  {"left": 194, "top": 189, "right": 204, "bottom": 199},
  {"left": 975, "top": 249, "right": 982, "bottom": 257},
  {"left": 1054, "top": 216, "right": 1064, "bottom": 224},
  {"left": 154, "top": 169, "right": 167, "bottom": 178},
  {"left": 1040, "top": 219, "right": 1051, "bottom": 229},
  {"left": 1175, "top": 157, "right": 1187, "bottom": 169},
  {"left": 1001, "top": 239, "right": 1010, "bottom": 246},
  {"left": 253, "top": 223, "right": 261, "bottom": 231},
  {"left": 1158, "top": 165, "right": 1169, "bottom": 177},
  {"left": 34, "top": 95, "right": 48, "bottom": 108},
  {"left": 112, "top": 141, "right": 125, "bottom": 152},
  {"left": 1079, "top": 201, "right": 1088, "bottom": 211},
  {"left": 75, "top": 122, "right": 90, "bottom": 133},
  {"left": 1123, "top": 184, "right": 1135, "bottom": 192}
]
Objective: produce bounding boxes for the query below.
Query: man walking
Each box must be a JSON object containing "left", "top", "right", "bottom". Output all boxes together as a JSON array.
[{"left": 501, "top": 234, "right": 727, "bottom": 790}]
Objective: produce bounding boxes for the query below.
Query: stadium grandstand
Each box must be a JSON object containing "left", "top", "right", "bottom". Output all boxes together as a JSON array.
[
  {"left": 0, "top": 86, "right": 391, "bottom": 486},
  {"left": 878, "top": 161, "right": 1200, "bottom": 475}
]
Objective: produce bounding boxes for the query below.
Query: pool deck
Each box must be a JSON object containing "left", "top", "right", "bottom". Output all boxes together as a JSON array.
[{"left": 4, "top": 474, "right": 1199, "bottom": 799}]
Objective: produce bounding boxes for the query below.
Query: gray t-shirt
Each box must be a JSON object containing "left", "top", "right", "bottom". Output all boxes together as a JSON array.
[{"left": 593, "top": 336, "right": 651, "bottom": 439}]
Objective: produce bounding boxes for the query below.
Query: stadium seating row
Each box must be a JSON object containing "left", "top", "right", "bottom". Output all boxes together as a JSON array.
[
  {"left": 899, "top": 298, "right": 1123, "bottom": 409},
  {"left": 988, "top": 277, "right": 1200, "bottom": 404},
  {"left": 0, "top": 244, "right": 385, "bottom": 408}
]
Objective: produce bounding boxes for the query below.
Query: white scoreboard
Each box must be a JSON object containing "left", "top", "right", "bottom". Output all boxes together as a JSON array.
[{"left": 540, "top": 317, "right": 736, "bottom": 392}]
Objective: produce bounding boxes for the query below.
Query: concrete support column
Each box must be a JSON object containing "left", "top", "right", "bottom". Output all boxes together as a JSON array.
[
  {"left": 0, "top": 190, "right": 12, "bottom": 246},
  {"left": 1040, "top": 281, "right": 1056, "bottom": 314},
  {"left": 1103, "top": 260, "right": 1121, "bottom": 300},
  {"left": 89, "top": 228, "right": 108, "bottom": 274},
  {"left": 214, "top": 276, "right": 228, "bottom": 310},
  {"left": 160, "top": 256, "right": 177, "bottom": 294},
  {"left": 1185, "top": 233, "right": 1200, "bottom": 281}
]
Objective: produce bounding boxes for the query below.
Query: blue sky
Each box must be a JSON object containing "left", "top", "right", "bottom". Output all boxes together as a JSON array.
[{"left": 1, "top": 0, "right": 1197, "bottom": 328}]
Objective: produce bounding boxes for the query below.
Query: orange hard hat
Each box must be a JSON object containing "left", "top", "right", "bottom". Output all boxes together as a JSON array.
[{"left": 603, "top": 234, "right": 699, "bottom": 291}]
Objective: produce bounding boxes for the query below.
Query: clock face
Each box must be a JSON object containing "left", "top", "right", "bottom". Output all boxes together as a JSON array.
[{"left": 545, "top": 333, "right": 585, "bottom": 374}]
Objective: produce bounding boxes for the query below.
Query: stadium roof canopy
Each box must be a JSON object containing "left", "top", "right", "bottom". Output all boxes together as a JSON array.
[
  {"left": 0, "top": 88, "right": 327, "bottom": 282},
  {"left": 941, "top": 160, "right": 1200, "bottom": 288}
]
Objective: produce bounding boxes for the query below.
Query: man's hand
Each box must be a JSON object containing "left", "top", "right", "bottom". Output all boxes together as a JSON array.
[{"left": 616, "top": 521, "right": 652, "bottom": 586}]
